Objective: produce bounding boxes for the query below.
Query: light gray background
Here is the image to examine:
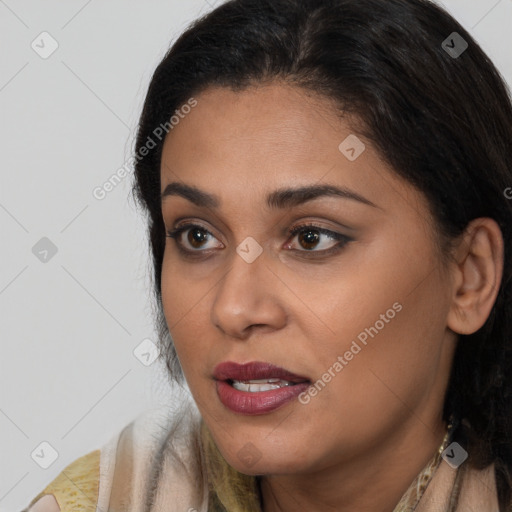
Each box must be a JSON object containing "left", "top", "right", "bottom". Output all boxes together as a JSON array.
[{"left": 1, "top": 0, "right": 511, "bottom": 510}]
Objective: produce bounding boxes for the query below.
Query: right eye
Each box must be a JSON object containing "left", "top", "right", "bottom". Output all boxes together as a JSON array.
[{"left": 166, "top": 223, "right": 224, "bottom": 254}]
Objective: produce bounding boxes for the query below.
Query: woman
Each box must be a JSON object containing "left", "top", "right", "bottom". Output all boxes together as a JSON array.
[{"left": 23, "top": 0, "right": 512, "bottom": 510}]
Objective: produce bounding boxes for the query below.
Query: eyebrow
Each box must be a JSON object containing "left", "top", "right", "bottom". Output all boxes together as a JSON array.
[{"left": 161, "top": 182, "right": 379, "bottom": 210}]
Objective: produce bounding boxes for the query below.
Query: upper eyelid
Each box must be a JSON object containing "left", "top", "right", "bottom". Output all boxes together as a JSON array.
[
  {"left": 170, "top": 222, "right": 220, "bottom": 240},
  {"left": 167, "top": 223, "right": 224, "bottom": 251},
  {"left": 170, "top": 221, "right": 343, "bottom": 235}
]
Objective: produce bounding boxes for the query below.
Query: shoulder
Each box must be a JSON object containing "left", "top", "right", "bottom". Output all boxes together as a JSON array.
[
  {"left": 104, "top": 401, "right": 209, "bottom": 511},
  {"left": 24, "top": 449, "right": 100, "bottom": 512},
  {"left": 416, "top": 458, "right": 501, "bottom": 512},
  {"left": 458, "top": 461, "right": 501, "bottom": 510},
  {"left": 23, "top": 401, "right": 208, "bottom": 512},
  {"left": 24, "top": 495, "right": 60, "bottom": 512}
]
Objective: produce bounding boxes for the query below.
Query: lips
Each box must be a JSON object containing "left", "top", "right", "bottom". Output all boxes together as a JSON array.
[
  {"left": 212, "top": 361, "right": 312, "bottom": 415},
  {"left": 213, "top": 361, "right": 310, "bottom": 384}
]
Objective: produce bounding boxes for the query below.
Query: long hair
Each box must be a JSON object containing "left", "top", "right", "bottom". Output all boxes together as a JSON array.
[{"left": 131, "top": 0, "right": 512, "bottom": 509}]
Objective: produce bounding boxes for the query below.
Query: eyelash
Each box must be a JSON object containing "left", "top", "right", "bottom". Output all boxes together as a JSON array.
[{"left": 166, "top": 222, "right": 352, "bottom": 259}]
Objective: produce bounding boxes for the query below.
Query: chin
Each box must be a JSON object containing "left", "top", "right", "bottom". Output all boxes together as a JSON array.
[
  {"left": 228, "top": 457, "right": 302, "bottom": 476},
  {"left": 219, "top": 441, "right": 313, "bottom": 476}
]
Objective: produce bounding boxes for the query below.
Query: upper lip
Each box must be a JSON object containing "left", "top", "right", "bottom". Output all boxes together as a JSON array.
[{"left": 213, "top": 361, "right": 310, "bottom": 383}]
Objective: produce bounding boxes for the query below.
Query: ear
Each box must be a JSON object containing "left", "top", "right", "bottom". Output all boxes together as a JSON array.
[{"left": 446, "top": 217, "right": 504, "bottom": 335}]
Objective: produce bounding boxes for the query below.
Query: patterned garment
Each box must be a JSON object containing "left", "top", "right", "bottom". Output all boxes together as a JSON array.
[
  {"left": 393, "top": 420, "right": 454, "bottom": 511},
  {"left": 22, "top": 405, "right": 501, "bottom": 512}
]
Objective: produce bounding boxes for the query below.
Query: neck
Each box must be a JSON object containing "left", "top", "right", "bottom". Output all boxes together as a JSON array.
[{"left": 259, "top": 415, "right": 447, "bottom": 512}]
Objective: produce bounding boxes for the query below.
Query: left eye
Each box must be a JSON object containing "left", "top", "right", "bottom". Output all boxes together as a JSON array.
[{"left": 286, "top": 225, "right": 350, "bottom": 253}]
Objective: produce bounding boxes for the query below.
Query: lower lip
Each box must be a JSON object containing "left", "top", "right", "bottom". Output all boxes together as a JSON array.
[{"left": 216, "top": 380, "right": 311, "bottom": 415}]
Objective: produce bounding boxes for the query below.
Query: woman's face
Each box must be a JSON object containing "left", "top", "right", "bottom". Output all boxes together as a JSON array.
[{"left": 159, "top": 83, "right": 457, "bottom": 475}]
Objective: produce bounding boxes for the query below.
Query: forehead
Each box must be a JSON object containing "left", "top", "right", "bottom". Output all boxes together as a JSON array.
[
  {"left": 159, "top": 82, "right": 426, "bottom": 219},
  {"left": 162, "top": 83, "right": 341, "bottom": 170}
]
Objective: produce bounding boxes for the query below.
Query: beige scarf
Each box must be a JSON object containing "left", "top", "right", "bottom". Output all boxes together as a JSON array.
[
  {"left": 200, "top": 417, "right": 502, "bottom": 511},
  {"left": 24, "top": 406, "right": 503, "bottom": 512}
]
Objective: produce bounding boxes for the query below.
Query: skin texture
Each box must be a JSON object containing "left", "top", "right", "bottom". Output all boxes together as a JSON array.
[
  {"left": 159, "top": 82, "right": 504, "bottom": 512},
  {"left": 28, "top": 495, "right": 60, "bottom": 512}
]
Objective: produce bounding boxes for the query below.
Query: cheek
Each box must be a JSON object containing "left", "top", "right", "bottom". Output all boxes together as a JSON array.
[
  {"left": 287, "top": 301, "right": 444, "bottom": 465},
  {"left": 161, "top": 264, "right": 199, "bottom": 366},
  {"left": 161, "top": 254, "right": 204, "bottom": 331},
  {"left": 296, "top": 243, "right": 447, "bottom": 410},
  {"left": 331, "top": 291, "right": 445, "bottom": 413}
]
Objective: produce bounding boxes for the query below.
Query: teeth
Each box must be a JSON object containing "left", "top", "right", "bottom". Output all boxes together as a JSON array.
[{"left": 231, "top": 378, "right": 294, "bottom": 392}]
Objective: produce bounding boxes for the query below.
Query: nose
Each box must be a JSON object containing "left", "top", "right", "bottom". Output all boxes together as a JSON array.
[{"left": 210, "top": 247, "right": 287, "bottom": 339}]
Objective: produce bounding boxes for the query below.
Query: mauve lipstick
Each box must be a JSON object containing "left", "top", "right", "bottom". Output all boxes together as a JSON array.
[{"left": 213, "top": 361, "right": 311, "bottom": 415}]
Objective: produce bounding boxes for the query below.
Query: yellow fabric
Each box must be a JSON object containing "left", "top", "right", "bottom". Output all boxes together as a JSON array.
[{"left": 27, "top": 449, "right": 100, "bottom": 512}]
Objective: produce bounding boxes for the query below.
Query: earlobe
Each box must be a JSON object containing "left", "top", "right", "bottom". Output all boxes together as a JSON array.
[{"left": 446, "top": 218, "right": 504, "bottom": 336}]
